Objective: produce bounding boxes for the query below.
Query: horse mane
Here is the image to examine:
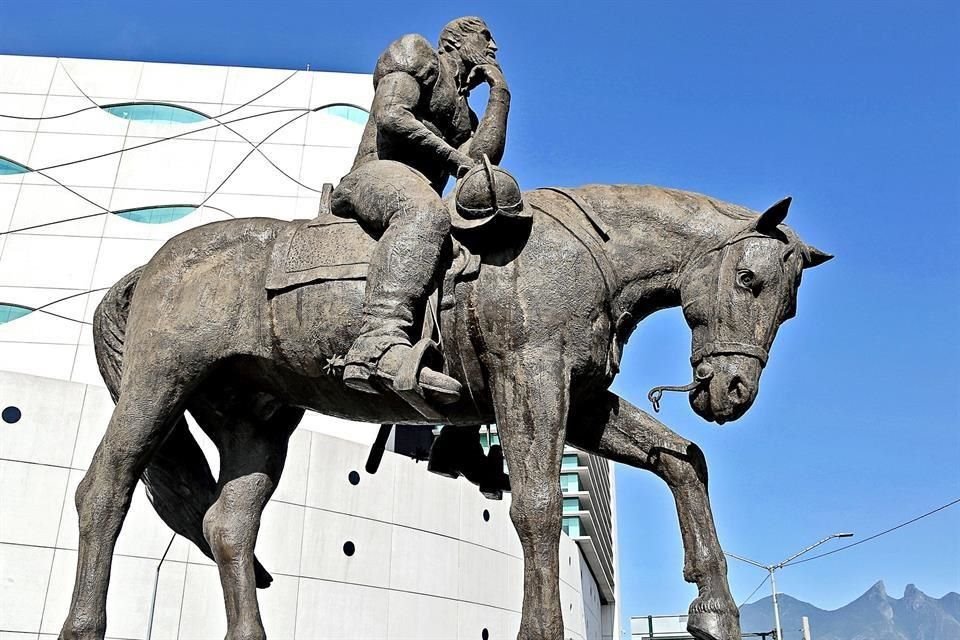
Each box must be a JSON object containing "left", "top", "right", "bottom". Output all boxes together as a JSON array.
[
  {"left": 571, "top": 184, "right": 757, "bottom": 224},
  {"left": 573, "top": 184, "right": 804, "bottom": 254}
]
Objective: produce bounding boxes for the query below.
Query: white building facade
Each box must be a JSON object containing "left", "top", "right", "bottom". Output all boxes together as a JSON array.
[{"left": 0, "top": 55, "right": 620, "bottom": 640}]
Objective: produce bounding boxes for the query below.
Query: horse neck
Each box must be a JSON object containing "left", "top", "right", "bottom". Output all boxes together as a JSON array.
[{"left": 585, "top": 186, "right": 745, "bottom": 322}]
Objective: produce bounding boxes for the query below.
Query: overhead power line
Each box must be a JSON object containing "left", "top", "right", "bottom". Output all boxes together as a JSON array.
[
  {"left": 739, "top": 574, "right": 771, "bottom": 608},
  {"left": 784, "top": 497, "right": 960, "bottom": 567}
]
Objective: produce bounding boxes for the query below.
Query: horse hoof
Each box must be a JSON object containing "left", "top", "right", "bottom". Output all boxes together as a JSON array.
[{"left": 687, "top": 601, "right": 740, "bottom": 640}]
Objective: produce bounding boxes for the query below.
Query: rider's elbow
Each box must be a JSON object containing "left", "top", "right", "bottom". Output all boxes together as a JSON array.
[{"left": 378, "top": 106, "right": 415, "bottom": 138}]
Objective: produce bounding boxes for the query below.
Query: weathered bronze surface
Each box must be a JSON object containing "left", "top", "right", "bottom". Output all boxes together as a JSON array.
[
  {"left": 331, "top": 15, "right": 509, "bottom": 404},
  {"left": 58, "top": 17, "right": 831, "bottom": 640}
]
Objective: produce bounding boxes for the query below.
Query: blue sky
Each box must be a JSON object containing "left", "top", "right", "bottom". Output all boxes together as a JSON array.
[{"left": 4, "top": 0, "right": 957, "bottom": 628}]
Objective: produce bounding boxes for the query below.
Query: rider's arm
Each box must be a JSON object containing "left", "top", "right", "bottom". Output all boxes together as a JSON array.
[
  {"left": 459, "top": 68, "right": 510, "bottom": 164},
  {"left": 374, "top": 71, "right": 473, "bottom": 174}
]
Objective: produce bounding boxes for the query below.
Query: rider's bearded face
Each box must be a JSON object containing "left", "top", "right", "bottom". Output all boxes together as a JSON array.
[{"left": 459, "top": 28, "right": 499, "bottom": 70}]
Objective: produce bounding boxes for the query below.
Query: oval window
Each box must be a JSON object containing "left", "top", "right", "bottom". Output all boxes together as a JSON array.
[
  {"left": 114, "top": 205, "right": 197, "bottom": 224},
  {"left": 102, "top": 103, "right": 209, "bottom": 124}
]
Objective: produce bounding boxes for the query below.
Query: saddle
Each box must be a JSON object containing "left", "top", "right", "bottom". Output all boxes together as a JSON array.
[
  {"left": 265, "top": 185, "right": 482, "bottom": 309},
  {"left": 265, "top": 185, "right": 483, "bottom": 421}
]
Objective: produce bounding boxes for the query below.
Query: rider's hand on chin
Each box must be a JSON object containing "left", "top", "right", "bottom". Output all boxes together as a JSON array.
[{"left": 466, "top": 63, "right": 508, "bottom": 91}]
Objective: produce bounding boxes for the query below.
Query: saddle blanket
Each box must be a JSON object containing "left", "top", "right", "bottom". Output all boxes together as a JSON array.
[{"left": 265, "top": 216, "right": 376, "bottom": 291}]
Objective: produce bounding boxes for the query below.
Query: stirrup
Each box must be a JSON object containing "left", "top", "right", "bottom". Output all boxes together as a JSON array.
[{"left": 391, "top": 339, "right": 461, "bottom": 420}]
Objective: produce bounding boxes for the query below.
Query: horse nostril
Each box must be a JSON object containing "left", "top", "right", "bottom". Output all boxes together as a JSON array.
[
  {"left": 695, "top": 362, "right": 714, "bottom": 382},
  {"left": 728, "top": 375, "right": 748, "bottom": 402}
]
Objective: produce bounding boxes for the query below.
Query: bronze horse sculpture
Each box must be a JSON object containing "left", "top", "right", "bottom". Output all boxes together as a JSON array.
[{"left": 60, "top": 184, "right": 830, "bottom": 640}]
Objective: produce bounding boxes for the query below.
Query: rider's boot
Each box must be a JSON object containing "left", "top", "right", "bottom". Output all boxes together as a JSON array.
[{"left": 342, "top": 204, "right": 461, "bottom": 405}]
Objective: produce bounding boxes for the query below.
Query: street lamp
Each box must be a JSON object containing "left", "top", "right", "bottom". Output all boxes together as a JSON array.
[{"left": 726, "top": 532, "right": 854, "bottom": 640}]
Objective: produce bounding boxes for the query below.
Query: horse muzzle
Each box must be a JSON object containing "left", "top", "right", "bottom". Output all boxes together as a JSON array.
[{"left": 689, "top": 355, "right": 761, "bottom": 424}]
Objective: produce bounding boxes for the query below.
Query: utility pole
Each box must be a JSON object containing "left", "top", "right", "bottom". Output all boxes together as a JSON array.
[
  {"left": 801, "top": 616, "right": 812, "bottom": 640},
  {"left": 770, "top": 569, "right": 782, "bottom": 639},
  {"left": 726, "top": 532, "right": 853, "bottom": 640}
]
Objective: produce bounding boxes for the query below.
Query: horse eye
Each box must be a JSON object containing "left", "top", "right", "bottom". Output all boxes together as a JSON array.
[{"left": 736, "top": 269, "right": 756, "bottom": 290}]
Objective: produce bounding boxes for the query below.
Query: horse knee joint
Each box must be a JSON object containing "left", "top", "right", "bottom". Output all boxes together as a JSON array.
[
  {"left": 203, "top": 509, "right": 237, "bottom": 561},
  {"left": 203, "top": 505, "right": 255, "bottom": 564},
  {"left": 510, "top": 490, "right": 561, "bottom": 536},
  {"left": 74, "top": 473, "right": 94, "bottom": 513},
  {"left": 75, "top": 472, "right": 132, "bottom": 539},
  {"left": 660, "top": 442, "right": 708, "bottom": 487}
]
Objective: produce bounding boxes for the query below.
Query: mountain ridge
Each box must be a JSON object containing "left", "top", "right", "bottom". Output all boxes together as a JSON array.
[{"left": 739, "top": 582, "right": 960, "bottom": 640}]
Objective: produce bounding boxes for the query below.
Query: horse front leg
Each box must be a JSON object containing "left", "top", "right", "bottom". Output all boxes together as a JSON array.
[
  {"left": 491, "top": 354, "right": 570, "bottom": 640},
  {"left": 567, "top": 392, "right": 740, "bottom": 640}
]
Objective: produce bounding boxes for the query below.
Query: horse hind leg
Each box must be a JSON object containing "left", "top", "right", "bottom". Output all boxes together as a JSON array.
[
  {"left": 566, "top": 392, "right": 740, "bottom": 640},
  {"left": 194, "top": 400, "right": 303, "bottom": 640},
  {"left": 60, "top": 369, "right": 193, "bottom": 640}
]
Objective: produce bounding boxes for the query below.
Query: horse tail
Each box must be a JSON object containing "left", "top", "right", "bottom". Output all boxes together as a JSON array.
[
  {"left": 92, "top": 267, "right": 275, "bottom": 588},
  {"left": 92, "top": 266, "right": 142, "bottom": 402}
]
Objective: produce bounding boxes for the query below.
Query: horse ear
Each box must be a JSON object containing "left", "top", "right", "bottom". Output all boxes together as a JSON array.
[
  {"left": 756, "top": 196, "right": 791, "bottom": 234},
  {"left": 802, "top": 244, "right": 833, "bottom": 269}
]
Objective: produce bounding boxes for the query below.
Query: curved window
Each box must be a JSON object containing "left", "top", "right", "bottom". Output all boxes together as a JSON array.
[
  {"left": 101, "top": 103, "right": 209, "bottom": 124},
  {"left": 0, "top": 303, "right": 33, "bottom": 324},
  {"left": 316, "top": 104, "right": 369, "bottom": 126},
  {"left": 0, "top": 156, "right": 30, "bottom": 175},
  {"left": 114, "top": 205, "right": 196, "bottom": 224}
]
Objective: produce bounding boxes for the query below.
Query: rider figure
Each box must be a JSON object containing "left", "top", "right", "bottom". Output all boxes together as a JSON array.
[{"left": 331, "top": 16, "right": 510, "bottom": 401}]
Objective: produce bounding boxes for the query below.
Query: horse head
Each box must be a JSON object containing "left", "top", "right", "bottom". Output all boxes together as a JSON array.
[{"left": 677, "top": 197, "right": 832, "bottom": 424}]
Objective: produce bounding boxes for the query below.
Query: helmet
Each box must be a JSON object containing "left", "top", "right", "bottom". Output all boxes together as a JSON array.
[{"left": 452, "top": 156, "right": 527, "bottom": 230}]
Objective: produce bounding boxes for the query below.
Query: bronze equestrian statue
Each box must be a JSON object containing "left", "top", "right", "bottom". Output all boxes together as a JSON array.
[{"left": 58, "top": 16, "right": 832, "bottom": 640}]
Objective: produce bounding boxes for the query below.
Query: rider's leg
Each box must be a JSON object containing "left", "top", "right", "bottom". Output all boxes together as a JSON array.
[{"left": 331, "top": 161, "right": 459, "bottom": 396}]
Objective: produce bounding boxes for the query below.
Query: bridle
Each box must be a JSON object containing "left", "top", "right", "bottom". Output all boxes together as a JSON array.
[
  {"left": 686, "top": 238, "right": 771, "bottom": 368},
  {"left": 647, "top": 225, "right": 778, "bottom": 412}
]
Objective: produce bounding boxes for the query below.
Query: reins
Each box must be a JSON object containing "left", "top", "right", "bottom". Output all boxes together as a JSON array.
[{"left": 648, "top": 363, "right": 715, "bottom": 413}]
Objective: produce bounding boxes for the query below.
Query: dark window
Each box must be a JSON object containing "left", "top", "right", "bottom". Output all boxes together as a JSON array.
[{"left": 2, "top": 406, "right": 21, "bottom": 424}]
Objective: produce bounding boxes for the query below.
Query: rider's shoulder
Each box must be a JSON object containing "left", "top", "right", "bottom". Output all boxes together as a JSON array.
[{"left": 373, "top": 34, "right": 440, "bottom": 89}]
